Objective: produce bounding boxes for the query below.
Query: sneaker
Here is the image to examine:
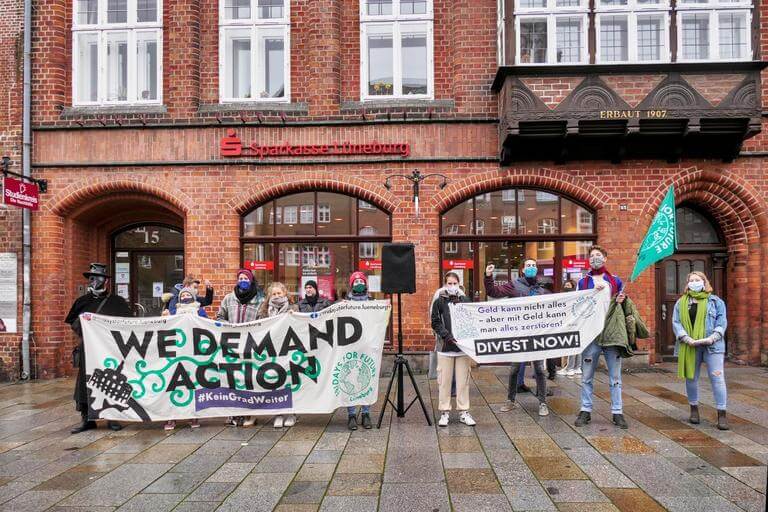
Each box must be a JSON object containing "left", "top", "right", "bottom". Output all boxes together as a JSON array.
[
  {"left": 242, "top": 417, "right": 256, "bottom": 427},
  {"left": 556, "top": 368, "right": 570, "bottom": 376},
  {"left": 612, "top": 414, "right": 629, "bottom": 429},
  {"left": 574, "top": 411, "right": 591, "bottom": 427},
  {"left": 438, "top": 412, "right": 450, "bottom": 427},
  {"left": 273, "top": 416, "right": 284, "bottom": 429},
  {"left": 361, "top": 413, "right": 373, "bottom": 430},
  {"left": 573, "top": 368, "right": 582, "bottom": 376},
  {"left": 538, "top": 403, "right": 550, "bottom": 417},
  {"left": 284, "top": 415, "right": 297, "bottom": 427},
  {"left": 499, "top": 400, "right": 517, "bottom": 412},
  {"left": 164, "top": 420, "right": 176, "bottom": 431},
  {"left": 225, "top": 417, "right": 237, "bottom": 427},
  {"left": 347, "top": 415, "right": 358, "bottom": 431},
  {"left": 190, "top": 419, "right": 200, "bottom": 429},
  {"left": 566, "top": 369, "right": 576, "bottom": 377},
  {"left": 459, "top": 412, "right": 476, "bottom": 426}
]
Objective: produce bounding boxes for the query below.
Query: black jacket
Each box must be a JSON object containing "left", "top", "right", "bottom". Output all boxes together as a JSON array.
[
  {"left": 298, "top": 296, "right": 334, "bottom": 313},
  {"left": 431, "top": 292, "right": 471, "bottom": 353}
]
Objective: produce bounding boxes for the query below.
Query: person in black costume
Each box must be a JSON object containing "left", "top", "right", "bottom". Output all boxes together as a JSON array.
[{"left": 65, "top": 263, "right": 132, "bottom": 434}]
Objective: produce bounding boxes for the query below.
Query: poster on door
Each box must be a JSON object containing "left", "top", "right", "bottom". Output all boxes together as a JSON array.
[{"left": 0, "top": 253, "right": 17, "bottom": 332}]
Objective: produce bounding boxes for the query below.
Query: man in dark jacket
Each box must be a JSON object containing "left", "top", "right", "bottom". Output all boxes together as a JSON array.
[
  {"left": 65, "top": 263, "right": 132, "bottom": 434},
  {"left": 298, "top": 280, "right": 334, "bottom": 313},
  {"left": 485, "top": 260, "right": 552, "bottom": 416}
]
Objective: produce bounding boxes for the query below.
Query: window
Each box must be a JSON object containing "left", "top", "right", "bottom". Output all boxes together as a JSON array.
[
  {"left": 360, "top": 0, "right": 434, "bottom": 99},
  {"left": 220, "top": 0, "right": 290, "bottom": 102},
  {"left": 317, "top": 204, "right": 331, "bottom": 223},
  {"left": 677, "top": 0, "right": 751, "bottom": 61},
  {"left": 299, "top": 204, "right": 314, "bottom": 224},
  {"left": 283, "top": 206, "right": 298, "bottom": 224},
  {"left": 538, "top": 218, "right": 558, "bottom": 234},
  {"left": 73, "top": 0, "right": 162, "bottom": 105},
  {"left": 515, "top": 0, "right": 588, "bottom": 64},
  {"left": 595, "top": 0, "right": 669, "bottom": 63}
]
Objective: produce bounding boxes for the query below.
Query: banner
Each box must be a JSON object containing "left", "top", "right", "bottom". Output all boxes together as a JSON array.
[
  {"left": 630, "top": 185, "right": 677, "bottom": 281},
  {"left": 82, "top": 301, "right": 391, "bottom": 422},
  {"left": 449, "top": 288, "right": 611, "bottom": 363}
]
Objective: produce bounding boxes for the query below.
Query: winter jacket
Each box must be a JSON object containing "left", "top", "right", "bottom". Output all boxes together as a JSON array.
[
  {"left": 175, "top": 301, "right": 208, "bottom": 317},
  {"left": 168, "top": 285, "right": 213, "bottom": 314},
  {"left": 484, "top": 275, "right": 551, "bottom": 298},
  {"left": 672, "top": 294, "right": 727, "bottom": 356},
  {"left": 256, "top": 300, "right": 298, "bottom": 319},
  {"left": 589, "top": 296, "right": 648, "bottom": 358},
  {"left": 298, "top": 296, "right": 334, "bottom": 313},
  {"left": 216, "top": 291, "right": 265, "bottom": 323},
  {"left": 431, "top": 291, "right": 471, "bottom": 353}
]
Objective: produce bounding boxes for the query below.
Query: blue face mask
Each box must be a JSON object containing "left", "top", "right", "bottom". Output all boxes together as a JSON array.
[
  {"left": 238, "top": 280, "right": 251, "bottom": 290},
  {"left": 523, "top": 267, "right": 538, "bottom": 279}
]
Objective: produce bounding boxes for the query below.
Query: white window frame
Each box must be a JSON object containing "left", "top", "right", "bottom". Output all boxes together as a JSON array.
[
  {"left": 359, "top": 0, "right": 434, "bottom": 100},
  {"left": 595, "top": 6, "right": 670, "bottom": 63},
  {"left": 514, "top": 0, "right": 589, "bottom": 65},
  {"left": 283, "top": 206, "right": 298, "bottom": 224},
  {"left": 676, "top": 4, "right": 751, "bottom": 62},
  {"left": 72, "top": 0, "right": 163, "bottom": 106},
  {"left": 219, "top": 0, "right": 291, "bottom": 103},
  {"left": 299, "top": 204, "right": 314, "bottom": 224},
  {"left": 497, "top": 0, "right": 506, "bottom": 65},
  {"left": 317, "top": 203, "right": 331, "bottom": 223}
]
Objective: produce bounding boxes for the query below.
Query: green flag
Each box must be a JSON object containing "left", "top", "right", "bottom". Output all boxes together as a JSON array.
[{"left": 630, "top": 186, "right": 677, "bottom": 282}]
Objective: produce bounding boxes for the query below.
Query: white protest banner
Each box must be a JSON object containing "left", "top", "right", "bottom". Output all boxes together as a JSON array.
[
  {"left": 449, "top": 288, "right": 611, "bottom": 363},
  {"left": 81, "top": 301, "right": 391, "bottom": 422}
]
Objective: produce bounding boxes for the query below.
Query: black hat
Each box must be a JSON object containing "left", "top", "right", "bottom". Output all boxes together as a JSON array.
[
  {"left": 304, "top": 280, "right": 318, "bottom": 292},
  {"left": 83, "top": 262, "right": 110, "bottom": 279}
]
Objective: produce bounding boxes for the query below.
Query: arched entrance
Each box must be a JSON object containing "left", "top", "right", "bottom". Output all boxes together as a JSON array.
[{"left": 655, "top": 205, "right": 727, "bottom": 361}]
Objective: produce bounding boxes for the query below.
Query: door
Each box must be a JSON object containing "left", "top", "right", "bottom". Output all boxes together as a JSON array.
[
  {"left": 132, "top": 251, "right": 184, "bottom": 317},
  {"left": 656, "top": 254, "right": 718, "bottom": 360}
]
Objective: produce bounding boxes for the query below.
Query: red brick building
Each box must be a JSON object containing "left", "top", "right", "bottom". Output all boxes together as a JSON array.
[{"left": 0, "top": 0, "right": 766, "bottom": 379}]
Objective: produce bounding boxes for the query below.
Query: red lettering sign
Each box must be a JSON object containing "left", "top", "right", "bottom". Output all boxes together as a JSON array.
[
  {"left": 442, "top": 259, "right": 474, "bottom": 270},
  {"left": 359, "top": 259, "right": 382, "bottom": 270},
  {"left": 220, "top": 129, "right": 410, "bottom": 159},
  {"left": 3, "top": 177, "right": 39, "bottom": 211},
  {"left": 562, "top": 257, "right": 589, "bottom": 270},
  {"left": 244, "top": 260, "right": 274, "bottom": 271}
]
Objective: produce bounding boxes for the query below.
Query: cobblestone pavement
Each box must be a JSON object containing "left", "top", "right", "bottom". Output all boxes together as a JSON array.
[{"left": 0, "top": 364, "right": 765, "bottom": 511}]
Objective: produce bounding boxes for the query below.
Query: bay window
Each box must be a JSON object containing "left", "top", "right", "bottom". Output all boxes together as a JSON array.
[
  {"left": 596, "top": 0, "right": 669, "bottom": 63},
  {"left": 515, "top": 0, "right": 588, "bottom": 64},
  {"left": 677, "top": 0, "right": 751, "bottom": 61},
  {"left": 360, "top": 0, "right": 434, "bottom": 99},
  {"left": 220, "top": 0, "right": 290, "bottom": 102},
  {"left": 72, "top": 0, "right": 162, "bottom": 105}
]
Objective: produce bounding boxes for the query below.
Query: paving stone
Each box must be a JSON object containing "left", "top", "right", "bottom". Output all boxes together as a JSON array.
[
  {"left": 602, "top": 488, "right": 671, "bottom": 512},
  {"left": 555, "top": 504, "right": 621, "bottom": 512},
  {"left": 655, "top": 495, "right": 744, "bottom": 512},
  {"left": 312, "top": 433, "right": 350, "bottom": 451},
  {"left": 326, "top": 473, "right": 382, "bottom": 496},
  {"left": 542, "top": 479, "right": 610, "bottom": 503},
  {"left": 0, "top": 490, "right": 72, "bottom": 512},
  {"left": 280, "top": 480, "right": 328, "bottom": 504},
  {"left": 502, "top": 483, "right": 557, "bottom": 511},
  {"left": 159, "top": 426, "right": 222, "bottom": 445},
  {"left": 216, "top": 472, "right": 293, "bottom": 512},
  {"left": 337, "top": 452, "right": 385, "bottom": 475},
  {"left": 274, "top": 505, "right": 319, "bottom": 512},
  {"left": 48, "top": 507, "right": 116, "bottom": 512},
  {"left": 189, "top": 440, "right": 244, "bottom": 457},
  {"left": 172, "top": 503, "right": 219, "bottom": 512},
  {"left": 75, "top": 453, "right": 136, "bottom": 473},
  {"left": 442, "top": 452, "right": 490, "bottom": 469},
  {"left": 295, "top": 463, "right": 336, "bottom": 482},
  {"left": 129, "top": 444, "right": 199, "bottom": 464},
  {"left": 588, "top": 436, "right": 654, "bottom": 455},
  {"left": 184, "top": 482, "right": 238, "bottom": 502},
  {"left": 57, "top": 463, "right": 174, "bottom": 507},
  {"left": 721, "top": 466, "right": 767, "bottom": 492},
  {"left": 698, "top": 475, "right": 766, "bottom": 512},
  {"left": 227, "top": 443, "right": 272, "bottom": 463},
  {"left": 305, "top": 450, "right": 342, "bottom": 464},
  {"left": 513, "top": 437, "right": 564, "bottom": 458},
  {"left": 379, "top": 482, "right": 450, "bottom": 512},
  {"left": 168, "top": 453, "right": 230, "bottom": 476},
  {"left": 114, "top": 493, "right": 184, "bottom": 512},
  {"left": 206, "top": 462, "right": 255, "bottom": 483},
  {"left": 450, "top": 494, "right": 513, "bottom": 512},
  {"left": 578, "top": 464, "right": 636, "bottom": 488},
  {"left": 142, "top": 471, "right": 207, "bottom": 494},
  {"left": 526, "top": 457, "right": 588, "bottom": 480},
  {"left": 32, "top": 469, "right": 106, "bottom": 491},
  {"left": 318, "top": 495, "right": 378, "bottom": 512},
  {"left": 445, "top": 469, "right": 501, "bottom": 494},
  {"left": 270, "top": 440, "right": 317, "bottom": 456},
  {"left": 253, "top": 455, "right": 306, "bottom": 473}
]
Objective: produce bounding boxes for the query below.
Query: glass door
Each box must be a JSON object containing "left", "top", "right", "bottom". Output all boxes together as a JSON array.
[{"left": 131, "top": 251, "right": 185, "bottom": 317}]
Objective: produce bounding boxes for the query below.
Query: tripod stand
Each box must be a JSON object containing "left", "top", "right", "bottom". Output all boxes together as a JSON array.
[{"left": 377, "top": 293, "right": 433, "bottom": 428}]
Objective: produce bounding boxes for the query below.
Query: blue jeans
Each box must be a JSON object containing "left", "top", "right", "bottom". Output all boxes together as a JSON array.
[
  {"left": 685, "top": 347, "right": 727, "bottom": 410},
  {"left": 517, "top": 362, "right": 527, "bottom": 386},
  {"left": 580, "top": 343, "right": 623, "bottom": 414},
  {"left": 347, "top": 406, "right": 370, "bottom": 416}
]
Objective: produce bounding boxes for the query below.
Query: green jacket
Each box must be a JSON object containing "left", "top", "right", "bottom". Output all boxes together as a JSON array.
[{"left": 594, "top": 297, "right": 649, "bottom": 358}]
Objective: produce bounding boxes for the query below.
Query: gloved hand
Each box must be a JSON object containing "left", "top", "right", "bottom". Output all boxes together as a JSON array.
[
  {"left": 444, "top": 335, "right": 458, "bottom": 351},
  {"left": 681, "top": 335, "right": 695, "bottom": 346}
]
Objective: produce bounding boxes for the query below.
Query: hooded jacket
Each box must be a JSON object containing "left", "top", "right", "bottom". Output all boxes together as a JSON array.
[{"left": 431, "top": 290, "right": 471, "bottom": 353}]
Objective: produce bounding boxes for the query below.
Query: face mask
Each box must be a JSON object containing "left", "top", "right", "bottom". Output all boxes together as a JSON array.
[
  {"left": 523, "top": 267, "right": 538, "bottom": 279},
  {"left": 688, "top": 281, "right": 704, "bottom": 292},
  {"left": 270, "top": 295, "right": 288, "bottom": 306},
  {"left": 88, "top": 276, "right": 106, "bottom": 294},
  {"left": 180, "top": 296, "right": 194, "bottom": 304},
  {"left": 352, "top": 283, "right": 367, "bottom": 294},
  {"left": 445, "top": 284, "right": 459, "bottom": 295},
  {"left": 589, "top": 256, "right": 605, "bottom": 270},
  {"left": 237, "top": 280, "right": 251, "bottom": 290}
]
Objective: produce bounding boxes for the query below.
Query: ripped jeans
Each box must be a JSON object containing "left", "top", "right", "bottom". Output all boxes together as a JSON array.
[
  {"left": 580, "top": 343, "right": 623, "bottom": 415},
  {"left": 685, "top": 346, "right": 727, "bottom": 410}
]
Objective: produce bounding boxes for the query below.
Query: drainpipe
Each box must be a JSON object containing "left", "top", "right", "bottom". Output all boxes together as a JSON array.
[{"left": 20, "top": 0, "right": 32, "bottom": 379}]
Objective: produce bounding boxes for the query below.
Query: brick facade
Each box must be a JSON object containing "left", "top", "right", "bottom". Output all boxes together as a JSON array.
[{"left": 0, "top": 0, "right": 764, "bottom": 379}]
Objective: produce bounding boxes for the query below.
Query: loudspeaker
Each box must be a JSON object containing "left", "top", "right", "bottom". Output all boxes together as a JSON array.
[{"left": 382, "top": 243, "right": 416, "bottom": 294}]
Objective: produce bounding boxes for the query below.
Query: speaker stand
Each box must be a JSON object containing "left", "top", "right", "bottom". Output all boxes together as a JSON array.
[{"left": 377, "top": 293, "right": 433, "bottom": 428}]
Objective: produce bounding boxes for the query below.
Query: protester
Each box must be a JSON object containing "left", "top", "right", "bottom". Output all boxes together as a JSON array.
[
  {"left": 166, "top": 276, "right": 214, "bottom": 315},
  {"left": 345, "top": 271, "right": 375, "bottom": 430},
  {"left": 298, "top": 280, "right": 334, "bottom": 312},
  {"left": 431, "top": 272, "right": 475, "bottom": 427},
  {"left": 574, "top": 245, "right": 631, "bottom": 429},
  {"left": 160, "top": 287, "right": 206, "bottom": 430},
  {"left": 672, "top": 271, "right": 729, "bottom": 430},
  {"left": 557, "top": 279, "right": 583, "bottom": 378},
  {"left": 216, "top": 269, "right": 265, "bottom": 427},
  {"left": 486, "top": 260, "right": 551, "bottom": 416},
  {"left": 257, "top": 282, "right": 299, "bottom": 429},
  {"left": 65, "top": 263, "right": 132, "bottom": 434}
]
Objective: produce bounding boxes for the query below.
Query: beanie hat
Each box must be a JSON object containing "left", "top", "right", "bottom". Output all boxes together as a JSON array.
[
  {"left": 237, "top": 269, "right": 255, "bottom": 282},
  {"left": 304, "top": 280, "right": 318, "bottom": 292},
  {"left": 179, "top": 287, "right": 196, "bottom": 301},
  {"left": 349, "top": 271, "right": 368, "bottom": 289}
]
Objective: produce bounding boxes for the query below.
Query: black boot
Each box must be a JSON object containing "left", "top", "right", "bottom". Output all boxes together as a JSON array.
[
  {"left": 107, "top": 421, "right": 123, "bottom": 431},
  {"left": 361, "top": 413, "right": 372, "bottom": 430},
  {"left": 71, "top": 413, "right": 96, "bottom": 435},
  {"left": 612, "top": 414, "right": 629, "bottom": 429},
  {"left": 574, "top": 411, "right": 591, "bottom": 427},
  {"left": 347, "top": 415, "right": 358, "bottom": 431},
  {"left": 717, "top": 410, "right": 729, "bottom": 430},
  {"left": 689, "top": 405, "right": 700, "bottom": 424}
]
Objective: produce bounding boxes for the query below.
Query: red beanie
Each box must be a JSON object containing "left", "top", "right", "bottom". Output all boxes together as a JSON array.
[
  {"left": 237, "top": 269, "right": 255, "bottom": 282},
  {"left": 349, "top": 271, "right": 368, "bottom": 289}
]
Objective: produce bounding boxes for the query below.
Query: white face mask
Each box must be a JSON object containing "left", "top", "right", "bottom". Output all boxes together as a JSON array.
[
  {"left": 445, "top": 284, "right": 459, "bottom": 295},
  {"left": 688, "top": 281, "right": 704, "bottom": 292}
]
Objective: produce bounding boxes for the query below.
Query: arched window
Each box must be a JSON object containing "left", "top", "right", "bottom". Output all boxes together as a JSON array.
[
  {"left": 440, "top": 188, "right": 596, "bottom": 299},
  {"left": 676, "top": 206, "right": 723, "bottom": 246},
  {"left": 242, "top": 192, "right": 391, "bottom": 302}
]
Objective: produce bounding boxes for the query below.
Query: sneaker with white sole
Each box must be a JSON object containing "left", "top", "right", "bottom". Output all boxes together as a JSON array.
[
  {"left": 573, "top": 368, "right": 583, "bottom": 375},
  {"left": 164, "top": 420, "right": 176, "bottom": 431},
  {"left": 459, "top": 412, "right": 476, "bottom": 426},
  {"left": 190, "top": 419, "right": 200, "bottom": 429},
  {"left": 284, "top": 415, "right": 297, "bottom": 427},
  {"left": 438, "top": 412, "right": 450, "bottom": 427},
  {"left": 556, "top": 368, "right": 569, "bottom": 376},
  {"left": 566, "top": 369, "right": 576, "bottom": 377},
  {"left": 242, "top": 417, "right": 256, "bottom": 427},
  {"left": 499, "top": 400, "right": 516, "bottom": 412},
  {"left": 539, "top": 403, "right": 550, "bottom": 416},
  {"left": 273, "top": 416, "right": 284, "bottom": 429}
]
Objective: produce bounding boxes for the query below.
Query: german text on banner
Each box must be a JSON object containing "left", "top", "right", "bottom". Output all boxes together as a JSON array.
[
  {"left": 81, "top": 301, "right": 391, "bottom": 422},
  {"left": 449, "top": 289, "right": 611, "bottom": 364}
]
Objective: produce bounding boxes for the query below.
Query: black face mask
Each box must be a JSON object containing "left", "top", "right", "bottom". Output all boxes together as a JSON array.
[{"left": 88, "top": 276, "right": 106, "bottom": 292}]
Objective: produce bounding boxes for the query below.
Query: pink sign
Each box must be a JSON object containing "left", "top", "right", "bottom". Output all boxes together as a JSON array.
[{"left": 3, "top": 177, "right": 39, "bottom": 210}]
